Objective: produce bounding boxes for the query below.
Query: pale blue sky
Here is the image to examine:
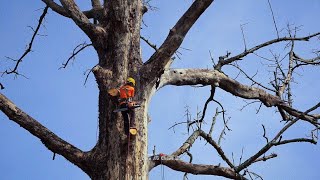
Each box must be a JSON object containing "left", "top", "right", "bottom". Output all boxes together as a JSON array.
[{"left": 1, "top": 1, "right": 320, "bottom": 180}]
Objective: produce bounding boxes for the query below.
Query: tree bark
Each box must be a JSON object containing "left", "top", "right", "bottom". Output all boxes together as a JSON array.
[{"left": 86, "top": 0, "right": 149, "bottom": 179}]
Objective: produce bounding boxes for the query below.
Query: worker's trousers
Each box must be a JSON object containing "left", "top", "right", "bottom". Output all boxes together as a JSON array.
[{"left": 120, "top": 103, "right": 135, "bottom": 135}]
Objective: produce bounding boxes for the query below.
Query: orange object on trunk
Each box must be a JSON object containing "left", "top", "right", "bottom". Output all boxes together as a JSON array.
[{"left": 119, "top": 85, "right": 135, "bottom": 99}]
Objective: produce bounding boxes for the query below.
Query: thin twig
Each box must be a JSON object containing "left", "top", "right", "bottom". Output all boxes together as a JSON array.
[
  {"left": 262, "top": 124, "right": 269, "bottom": 143},
  {"left": 83, "top": 65, "right": 97, "bottom": 86},
  {"left": 60, "top": 42, "right": 93, "bottom": 69},
  {"left": 141, "top": 36, "right": 157, "bottom": 51},
  {"left": 240, "top": 23, "right": 248, "bottom": 51},
  {"left": 5, "top": 6, "right": 49, "bottom": 75},
  {"left": 267, "top": 0, "right": 279, "bottom": 38},
  {"left": 230, "top": 64, "right": 275, "bottom": 92}
]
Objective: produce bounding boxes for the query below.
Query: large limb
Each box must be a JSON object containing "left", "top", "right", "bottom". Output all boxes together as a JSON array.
[
  {"left": 159, "top": 69, "right": 319, "bottom": 123},
  {"left": 42, "top": 0, "right": 101, "bottom": 19},
  {"left": 152, "top": 158, "right": 241, "bottom": 180},
  {"left": 148, "top": 132, "right": 243, "bottom": 179},
  {"left": 0, "top": 93, "right": 91, "bottom": 174},
  {"left": 59, "top": 0, "right": 105, "bottom": 39},
  {"left": 142, "top": 0, "right": 214, "bottom": 80}
]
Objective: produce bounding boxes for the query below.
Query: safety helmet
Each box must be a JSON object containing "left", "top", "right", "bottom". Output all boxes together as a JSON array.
[{"left": 127, "top": 77, "right": 135, "bottom": 86}]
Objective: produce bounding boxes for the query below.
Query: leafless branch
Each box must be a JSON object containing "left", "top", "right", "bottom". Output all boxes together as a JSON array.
[
  {"left": 274, "top": 138, "right": 317, "bottom": 146},
  {"left": 266, "top": 0, "right": 279, "bottom": 38},
  {"left": 262, "top": 125, "right": 269, "bottom": 143},
  {"left": 60, "top": 42, "right": 93, "bottom": 69},
  {"left": 253, "top": 153, "right": 277, "bottom": 163},
  {"left": 197, "top": 85, "right": 216, "bottom": 126},
  {"left": 143, "top": 0, "right": 214, "bottom": 82},
  {"left": 215, "top": 32, "right": 320, "bottom": 69},
  {"left": 230, "top": 64, "right": 275, "bottom": 92},
  {"left": 4, "top": 6, "right": 49, "bottom": 75},
  {"left": 59, "top": 0, "right": 105, "bottom": 39},
  {"left": 84, "top": 65, "right": 97, "bottom": 86},
  {"left": 41, "top": 0, "right": 102, "bottom": 19},
  {"left": 0, "top": 93, "right": 90, "bottom": 174},
  {"left": 199, "top": 130, "right": 235, "bottom": 169},
  {"left": 209, "top": 108, "right": 219, "bottom": 135},
  {"left": 218, "top": 118, "right": 229, "bottom": 145},
  {"left": 160, "top": 68, "right": 320, "bottom": 124},
  {"left": 150, "top": 158, "right": 241, "bottom": 179},
  {"left": 236, "top": 102, "right": 320, "bottom": 172},
  {"left": 171, "top": 130, "right": 200, "bottom": 157},
  {"left": 0, "top": 83, "right": 4, "bottom": 90},
  {"left": 240, "top": 23, "right": 248, "bottom": 51},
  {"left": 240, "top": 100, "right": 260, "bottom": 111},
  {"left": 183, "top": 151, "right": 193, "bottom": 180},
  {"left": 141, "top": 36, "right": 157, "bottom": 51}
]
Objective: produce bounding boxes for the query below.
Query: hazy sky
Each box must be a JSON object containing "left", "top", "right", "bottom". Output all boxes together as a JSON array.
[{"left": 1, "top": 1, "right": 319, "bottom": 180}]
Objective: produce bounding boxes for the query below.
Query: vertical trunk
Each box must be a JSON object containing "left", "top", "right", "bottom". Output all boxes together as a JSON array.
[
  {"left": 87, "top": 0, "right": 150, "bottom": 179},
  {"left": 88, "top": 82, "right": 150, "bottom": 180}
]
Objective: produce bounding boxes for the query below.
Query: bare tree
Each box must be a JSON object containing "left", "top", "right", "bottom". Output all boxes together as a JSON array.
[{"left": 1, "top": 0, "right": 319, "bottom": 179}]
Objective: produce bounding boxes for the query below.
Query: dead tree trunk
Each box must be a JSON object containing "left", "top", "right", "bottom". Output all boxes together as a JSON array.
[
  {"left": 2, "top": 0, "right": 319, "bottom": 179},
  {"left": 86, "top": 0, "right": 150, "bottom": 179}
]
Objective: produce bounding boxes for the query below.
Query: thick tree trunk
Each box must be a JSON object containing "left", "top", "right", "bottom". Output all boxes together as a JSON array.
[
  {"left": 87, "top": 1, "right": 150, "bottom": 179},
  {"left": 88, "top": 78, "right": 150, "bottom": 180}
]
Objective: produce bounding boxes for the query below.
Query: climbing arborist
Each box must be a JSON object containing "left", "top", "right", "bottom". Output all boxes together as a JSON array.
[{"left": 119, "top": 77, "right": 137, "bottom": 136}]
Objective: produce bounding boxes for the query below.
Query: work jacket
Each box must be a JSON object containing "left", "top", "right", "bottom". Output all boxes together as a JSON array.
[{"left": 119, "top": 84, "right": 135, "bottom": 105}]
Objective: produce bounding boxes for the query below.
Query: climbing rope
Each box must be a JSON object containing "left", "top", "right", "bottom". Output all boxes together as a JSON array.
[{"left": 160, "top": 154, "right": 166, "bottom": 180}]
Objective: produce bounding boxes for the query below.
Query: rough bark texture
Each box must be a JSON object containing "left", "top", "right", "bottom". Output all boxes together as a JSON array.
[
  {"left": 1, "top": 0, "right": 319, "bottom": 180},
  {"left": 87, "top": 1, "right": 148, "bottom": 179}
]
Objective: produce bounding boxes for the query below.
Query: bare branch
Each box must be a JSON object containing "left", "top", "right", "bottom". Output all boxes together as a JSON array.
[
  {"left": 4, "top": 6, "right": 49, "bottom": 75},
  {"left": 199, "top": 130, "right": 235, "bottom": 169},
  {"left": 274, "top": 138, "right": 317, "bottom": 146},
  {"left": 229, "top": 64, "right": 275, "bottom": 92},
  {"left": 0, "top": 93, "right": 90, "bottom": 173},
  {"left": 292, "top": 52, "right": 320, "bottom": 66},
  {"left": 277, "top": 41, "right": 295, "bottom": 97},
  {"left": 60, "top": 42, "right": 93, "bottom": 69},
  {"left": 218, "top": 118, "right": 229, "bottom": 145},
  {"left": 143, "top": 0, "right": 214, "bottom": 81},
  {"left": 59, "top": 0, "right": 105, "bottom": 38},
  {"left": 41, "top": 0, "right": 102, "bottom": 19},
  {"left": 183, "top": 151, "right": 193, "bottom": 180},
  {"left": 215, "top": 32, "right": 320, "bottom": 69},
  {"left": 141, "top": 36, "right": 157, "bottom": 51},
  {"left": 208, "top": 108, "right": 219, "bottom": 135},
  {"left": 236, "top": 102, "right": 320, "bottom": 172},
  {"left": 266, "top": 0, "right": 279, "bottom": 38},
  {"left": 0, "top": 83, "right": 4, "bottom": 90},
  {"left": 240, "top": 23, "right": 248, "bottom": 51},
  {"left": 253, "top": 153, "right": 277, "bottom": 163},
  {"left": 262, "top": 124, "right": 269, "bottom": 143},
  {"left": 171, "top": 130, "right": 200, "bottom": 157},
  {"left": 159, "top": 68, "right": 319, "bottom": 123},
  {"left": 83, "top": 65, "right": 97, "bottom": 86},
  {"left": 151, "top": 158, "right": 241, "bottom": 179}
]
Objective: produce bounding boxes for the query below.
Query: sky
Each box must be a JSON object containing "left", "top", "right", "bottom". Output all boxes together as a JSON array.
[{"left": 0, "top": 0, "right": 320, "bottom": 180}]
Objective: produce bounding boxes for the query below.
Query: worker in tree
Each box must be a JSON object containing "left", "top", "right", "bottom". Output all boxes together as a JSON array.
[{"left": 119, "top": 77, "right": 137, "bottom": 136}]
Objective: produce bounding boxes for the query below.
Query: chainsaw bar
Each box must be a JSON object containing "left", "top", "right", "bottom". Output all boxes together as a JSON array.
[{"left": 113, "top": 105, "right": 141, "bottom": 112}]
